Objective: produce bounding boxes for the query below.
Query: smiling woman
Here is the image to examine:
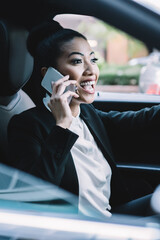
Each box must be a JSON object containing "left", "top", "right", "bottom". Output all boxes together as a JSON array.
[
  {"left": 7, "top": 19, "right": 160, "bottom": 220},
  {"left": 55, "top": 37, "right": 99, "bottom": 114}
]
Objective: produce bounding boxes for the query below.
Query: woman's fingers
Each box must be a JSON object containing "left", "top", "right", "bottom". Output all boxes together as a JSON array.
[
  {"left": 50, "top": 90, "right": 79, "bottom": 105},
  {"left": 48, "top": 90, "right": 79, "bottom": 129},
  {"left": 57, "top": 90, "right": 79, "bottom": 101},
  {"left": 48, "top": 75, "right": 79, "bottom": 128},
  {"left": 51, "top": 75, "right": 69, "bottom": 94},
  {"left": 55, "top": 81, "right": 77, "bottom": 96},
  {"left": 53, "top": 74, "right": 70, "bottom": 84},
  {"left": 51, "top": 75, "right": 75, "bottom": 95}
]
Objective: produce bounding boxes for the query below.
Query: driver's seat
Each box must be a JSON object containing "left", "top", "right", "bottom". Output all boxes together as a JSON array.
[{"left": 0, "top": 20, "right": 35, "bottom": 163}]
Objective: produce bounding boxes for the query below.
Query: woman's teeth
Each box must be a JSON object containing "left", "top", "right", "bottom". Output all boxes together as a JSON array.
[
  {"left": 80, "top": 81, "right": 95, "bottom": 92},
  {"left": 80, "top": 81, "right": 95, "bottom": 87}
]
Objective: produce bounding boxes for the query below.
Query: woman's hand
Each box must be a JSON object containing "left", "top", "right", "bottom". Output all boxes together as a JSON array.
[{"left": 48, "top": 75, "right": 79, "bottom": 129}]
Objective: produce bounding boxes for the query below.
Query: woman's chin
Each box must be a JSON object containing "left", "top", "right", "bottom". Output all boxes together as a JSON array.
[{"left": 72, "top": 94, "right": 95, "bottom": 105}]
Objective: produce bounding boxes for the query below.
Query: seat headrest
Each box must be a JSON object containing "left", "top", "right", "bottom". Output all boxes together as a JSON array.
[{"left": 0, "top": 20, "right": 33, "bottom": 96}]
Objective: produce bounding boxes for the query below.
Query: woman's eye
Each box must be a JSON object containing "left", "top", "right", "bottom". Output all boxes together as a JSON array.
[
  {"left": 91, "top": 57, "right": 98, "bottom": 63},
  {"left": 71, "top": 59, "right": 82, "bottom": 64}
]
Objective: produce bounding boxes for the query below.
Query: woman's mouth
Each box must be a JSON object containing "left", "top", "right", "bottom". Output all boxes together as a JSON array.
[{"left": 80, "top": 80, "right": 96, "bottom": 94}]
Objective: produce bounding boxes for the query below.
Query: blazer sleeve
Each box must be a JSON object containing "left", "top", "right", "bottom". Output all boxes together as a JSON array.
[
  {"left": 7, "top": 112, "right": 78, "bottom": 186},
  {"left": 96, "top": 104, "right": 160, "bottom": 164},
  {"left": 98, "top": 104, "right": 160, "bottom": 130}
]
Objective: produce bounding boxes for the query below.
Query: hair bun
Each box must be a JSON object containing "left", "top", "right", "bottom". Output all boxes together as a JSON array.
[{"left": 27, "top": 20, "right": 63, "bottom": 57}]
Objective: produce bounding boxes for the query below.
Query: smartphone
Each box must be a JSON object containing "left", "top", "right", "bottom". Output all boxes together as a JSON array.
[
  {"left": 41, "top": 67, "right": 75, "bottom": 103},
  {"left": 41, "top": 67, "right": 64, "bottom": 95}
]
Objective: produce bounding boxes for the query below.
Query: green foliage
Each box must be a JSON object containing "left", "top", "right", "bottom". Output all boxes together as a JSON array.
[{"left": 98, "top": 63, "right": 142, "bottom": 85}]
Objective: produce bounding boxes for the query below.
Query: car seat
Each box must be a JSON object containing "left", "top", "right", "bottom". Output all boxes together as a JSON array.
[{"left": 0, "top": 20, "right": 35, "bottom": 164}]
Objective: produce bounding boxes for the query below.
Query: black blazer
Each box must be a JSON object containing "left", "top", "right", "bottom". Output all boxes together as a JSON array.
[{"left": 7, "top": 103, "right": 160, "bottom": 207}]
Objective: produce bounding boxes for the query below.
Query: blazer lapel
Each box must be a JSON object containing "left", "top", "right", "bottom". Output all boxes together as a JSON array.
[
  {"left": 80, "top": 104, "right": 132, "bottom": 205},
  {"left": 80, "top": 104, "right": 116, "bottom": 169}
]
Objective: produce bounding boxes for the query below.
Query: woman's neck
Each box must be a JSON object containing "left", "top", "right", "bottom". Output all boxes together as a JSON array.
[{"left": 70, "top": 103, "right": 80, "bottom": 117}]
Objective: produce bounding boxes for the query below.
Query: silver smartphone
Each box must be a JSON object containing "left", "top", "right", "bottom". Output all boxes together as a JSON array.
[
  {"left": 41, "top": 67, "right": 75, "bottom": 103},
  {"left": 41, "top": 67, "right": 64, "bottom": 94}
]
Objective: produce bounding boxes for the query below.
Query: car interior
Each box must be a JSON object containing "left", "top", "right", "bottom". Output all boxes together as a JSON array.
[
  {"left": 0, "top": 0, "right": 160, "bottom": 222},
  {"left": 0, "top": 20, "right": 35, "bottom": 164}
]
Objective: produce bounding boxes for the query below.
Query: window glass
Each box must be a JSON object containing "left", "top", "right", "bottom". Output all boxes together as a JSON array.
[{"left": 54, "top": 14, "right": 160, "bottom": 96}]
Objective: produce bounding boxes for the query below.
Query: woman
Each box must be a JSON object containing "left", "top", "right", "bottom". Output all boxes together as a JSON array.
[{"left": 8, "top": 20, "right": 158, "bottom": 218}]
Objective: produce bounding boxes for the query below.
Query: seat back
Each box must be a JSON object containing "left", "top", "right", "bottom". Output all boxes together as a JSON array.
[{"left": 0, "top": 20, "right": 35, "bottom": 163}]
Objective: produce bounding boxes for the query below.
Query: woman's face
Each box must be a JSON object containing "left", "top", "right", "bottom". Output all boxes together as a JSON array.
[{"left": 56, "top": 37, "right": 99, "bottom": 105}]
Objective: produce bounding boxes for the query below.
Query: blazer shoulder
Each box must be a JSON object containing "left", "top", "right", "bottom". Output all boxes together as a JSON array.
[{"left": 9, "top": 105, "right": 54, "bottom": 130}]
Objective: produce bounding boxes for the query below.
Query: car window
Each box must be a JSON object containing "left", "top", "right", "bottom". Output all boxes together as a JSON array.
[{"left": 54, "top": 13, "right": 160, "bottom": 97}]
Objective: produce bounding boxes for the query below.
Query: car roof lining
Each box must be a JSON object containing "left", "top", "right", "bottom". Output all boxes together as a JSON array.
[{"left": 1, "top": 0, "right": 160, "bottom": 50}]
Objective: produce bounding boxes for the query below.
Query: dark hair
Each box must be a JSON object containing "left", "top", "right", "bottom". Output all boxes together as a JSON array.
[{"left": 26, "top": 20, "right": 87, "bottom": 105}]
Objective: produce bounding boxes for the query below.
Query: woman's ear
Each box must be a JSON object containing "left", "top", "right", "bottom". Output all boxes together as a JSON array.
[{"left": 41, "top": 67, "right": 48, "bottom": 77}]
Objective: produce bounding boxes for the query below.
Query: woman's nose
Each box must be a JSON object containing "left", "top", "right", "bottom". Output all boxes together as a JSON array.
[{"left": 84, "top": 62, "right": 95, "bottom": 75}]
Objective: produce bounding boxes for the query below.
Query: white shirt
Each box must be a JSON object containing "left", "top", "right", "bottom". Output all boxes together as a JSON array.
[
  {"left": 43, "top": 97, "right": 112, "bottom": 218},
  {"left": 69, "top": 109, "right": 112, "bottom": 218}
]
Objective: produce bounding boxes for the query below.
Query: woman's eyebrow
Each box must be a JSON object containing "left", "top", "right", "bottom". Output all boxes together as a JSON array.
[
  {"left": 68, "top": 51, "right": 95, "bottom": 57},
  {"left": 68, "top": 52, "right": 84, "bottom": 57}
]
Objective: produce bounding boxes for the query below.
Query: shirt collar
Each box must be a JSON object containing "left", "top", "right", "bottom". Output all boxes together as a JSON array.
[{"left": 43, "top": 93, "right": 51, "bottom": 112}]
